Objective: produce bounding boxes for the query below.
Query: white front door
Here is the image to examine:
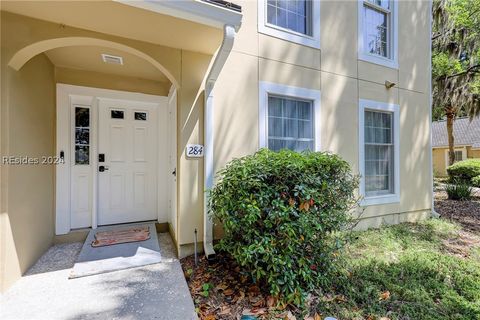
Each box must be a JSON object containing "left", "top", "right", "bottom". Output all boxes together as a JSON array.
[{"left": 97, "top": 99, "right": 158, "bottom": 225}]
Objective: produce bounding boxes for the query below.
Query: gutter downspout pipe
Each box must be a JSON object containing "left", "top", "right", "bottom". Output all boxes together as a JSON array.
[
  {"left": 428, "top": 0, "right": 439, "bottom": 218},
  {"left": 204, "top": 25, "right": 236, "bottom": 260}
]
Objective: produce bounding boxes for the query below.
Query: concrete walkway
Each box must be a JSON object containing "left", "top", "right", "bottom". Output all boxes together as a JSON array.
[{"left": 0, "top": 233, "right": 197, "bottom": 320}]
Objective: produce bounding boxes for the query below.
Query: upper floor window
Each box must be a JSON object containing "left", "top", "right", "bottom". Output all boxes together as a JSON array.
[
  {"left": 259, "top": 0, "right": 320, "bottom": 48},
  {"left": 267, "top": 0, "right": 312, "bottom": 36},
  {"left": 358, "top": 0, "right": 398, "bottom": 68}
]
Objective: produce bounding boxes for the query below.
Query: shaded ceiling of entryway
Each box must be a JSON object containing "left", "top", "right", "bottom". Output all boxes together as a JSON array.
[{"left": 45, "top": 46, "right": 170, "bottom": 83}]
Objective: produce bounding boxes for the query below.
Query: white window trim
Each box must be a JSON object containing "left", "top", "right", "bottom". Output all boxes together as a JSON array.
[
  {"left": 359, "top": 99, "right": 400, "bottom": 206},
  {"left": 259, "top": 81, "right": 321, "bottom": 151},
  {"left": 444, "top": 147, "right": 467, "bottom": 169},
  {"left": 357, "top": 0, "right": 398, "bottom": 69},
  {"left": 258, "top": 0, "right": 320, "bottom": 49}
]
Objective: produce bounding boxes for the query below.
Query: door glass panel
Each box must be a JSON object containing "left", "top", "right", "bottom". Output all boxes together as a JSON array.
[
  {"left": 134, "top": 112, "right": 147, "bottom": 121},
  {"left": 75, "top": 107, "right": 89, "bottom": 127},
  {"left": 75, "top": 128, "right": 89, "bottom": 145},
  {"left": 75, "top": 146, "right": 90, "bottom": 165},
  {"left": 111, "top": 110, "right": 124, "bottom": 119},
  {"left": 75, "top": 107, "right": 90, "bottom": 165}
]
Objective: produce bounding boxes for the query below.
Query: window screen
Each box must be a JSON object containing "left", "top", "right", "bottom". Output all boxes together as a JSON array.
[
  {"left": 268, "top": 95, "right": 314, "bottom": 152},
  {"left": 364, "top": 110, "right": 394, "bottom": 196}
]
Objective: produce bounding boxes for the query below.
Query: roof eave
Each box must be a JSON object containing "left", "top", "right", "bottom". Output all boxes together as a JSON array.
[{"left": 115, "top": 0, "right": 242, "bottom": 31}]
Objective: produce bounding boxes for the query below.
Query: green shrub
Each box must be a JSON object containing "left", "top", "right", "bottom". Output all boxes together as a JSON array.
[
  {"left": 446, "top": 159, "right": 480, "bottom": 183},
  {"left": 445, "top": 182, "right": 472, "bottom": 200},
  {"left": 208, "top": 149, "right": 359, "bottom": 304},
  {"left": 472, "top": 175, "right": 480, "bottom": 187}
]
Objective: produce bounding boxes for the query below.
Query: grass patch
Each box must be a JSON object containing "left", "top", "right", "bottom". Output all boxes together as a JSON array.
[{"left": 317, "top": 219, "right": 480, "bottom": 320}]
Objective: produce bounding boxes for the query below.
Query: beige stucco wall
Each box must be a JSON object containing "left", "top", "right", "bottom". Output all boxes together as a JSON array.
[
  {"left": 176, "top": 50, "right": 211, "bottom": 246},
  {"left": 469, "top": 147, "right": 480, "bottom": 159},
  {"left": 54, "top": 67, "right": 170, "bottom": 96},
  {"left": 0, "top": 49, "right": 56, "bottom": 292},
  {"left": 433, "top": 148, "right": 448, "bottom": 176},
  {"left": 202, "top": 0, "right": 432, "bottom": 247}
]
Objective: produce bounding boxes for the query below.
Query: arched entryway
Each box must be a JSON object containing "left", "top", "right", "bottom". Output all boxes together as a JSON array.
[
  {"left": 8, "top": 37, "right": 180, "bottom": 89},
  {"left": 7, "top": 37, "right": 179, "bottom": 236}
]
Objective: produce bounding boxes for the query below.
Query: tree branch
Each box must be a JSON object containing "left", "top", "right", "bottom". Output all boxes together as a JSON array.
[
  {"left": 446, "top": 64, "right": 480, "bottom": 79},
  {"left": 432, "top": 30, "right": 450, "bottom": 41}
]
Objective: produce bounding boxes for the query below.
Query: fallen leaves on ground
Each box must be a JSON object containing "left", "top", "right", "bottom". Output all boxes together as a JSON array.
[
  {"left": 181, "top": 253, "right": 324, "bottom": 320},
  {"left": 379, "top": 291, "right": 390, "bottom": 301}
]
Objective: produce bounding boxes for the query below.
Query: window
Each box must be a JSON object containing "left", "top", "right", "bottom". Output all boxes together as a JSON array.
[
  {"left": 258, "top": 0, "right": 320, "bottom": 48},
  {"left": 359, "top": 99, "right": 399, "bottom": 205},
  {"left": 454, "top": 150, "right": 463, "bottom": 162},
  {"left": 267, "top": 0, "right": 312, "bottom": 36},
  {"left": 268, "top": 95, "right": 314, "bottom": 151},
  {"left": 444, "top": 148, "right": 466, "bottom": 168},
  {"left": 134, "top": 112, "right": 147, "bottom": 121},
  {"left": 111, "top": 110, "right": 124, "bottom": 119},
  {"left": 364, "top": 111, "right": 393, "bottom": 196},
  {"left": 74, "top": 107, "right": 90, "bottom": 165},
  {"left": 259, "top": 82, "right": 321, "bottom": 152},
  {"left": 358, "top": 0, "right": 398, "bottom": 68}
]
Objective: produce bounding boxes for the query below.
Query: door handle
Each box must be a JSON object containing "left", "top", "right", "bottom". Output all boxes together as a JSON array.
[
  {"left": 99, "top": 165, "right": 109, "bottom": 172},
  {"left": 171, "top": 168, "right": 176, "bottom": 177}
]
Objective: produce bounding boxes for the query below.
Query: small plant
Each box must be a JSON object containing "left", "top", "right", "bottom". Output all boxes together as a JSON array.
[
  {"left": 445, "top": 181, "right": 472, "bottom": 200},
  {"left": 209, "top": 149, "right": 359, "bottom": 305},
  {"left": 201, "top": 283, "right": 212, "bottom": 297}
]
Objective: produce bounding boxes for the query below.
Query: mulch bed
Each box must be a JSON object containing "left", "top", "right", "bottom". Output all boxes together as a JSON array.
[
  {"left": 434, "top": 190, "right": 480, "bottom": 233},
  {"left": 180, "top": 253, "right": 318, "bottom": 320}
]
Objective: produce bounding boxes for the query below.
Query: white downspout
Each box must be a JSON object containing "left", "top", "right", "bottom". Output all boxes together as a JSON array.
[
  {"left": 428, "top": 0, "right": 439, "bottom": 218},
  {"left": 204, "top": 25, "right": 236, "bottom": 260}
]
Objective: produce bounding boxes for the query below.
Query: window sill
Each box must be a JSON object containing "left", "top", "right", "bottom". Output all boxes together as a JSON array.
[
  {"left": 259, "top": 24, "right": 320, "bottom": 49},
  {"left": 358, "top": 52, "right": 398, "bottom": 69},
  {"left": 361, "top": 193, "right": 400, "bottom": 206}
]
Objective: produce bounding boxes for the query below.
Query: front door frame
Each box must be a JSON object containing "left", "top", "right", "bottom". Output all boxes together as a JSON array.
[{"left": 55, "top": 83, "right": 173, "bottom": 235}]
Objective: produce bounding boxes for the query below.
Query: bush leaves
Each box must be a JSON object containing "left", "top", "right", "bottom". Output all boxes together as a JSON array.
[{"left": 208, "top": 149, "right": 359, "bottom": 305}]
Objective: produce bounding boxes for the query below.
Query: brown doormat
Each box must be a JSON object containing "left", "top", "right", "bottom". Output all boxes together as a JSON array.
[{"left": 91, "top": 225, "right": 150, "bottom": 247}]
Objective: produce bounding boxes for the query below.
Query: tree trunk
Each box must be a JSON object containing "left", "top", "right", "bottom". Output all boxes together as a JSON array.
[{"left": 446, "top": 109, "right": 456, "bottom": 166}]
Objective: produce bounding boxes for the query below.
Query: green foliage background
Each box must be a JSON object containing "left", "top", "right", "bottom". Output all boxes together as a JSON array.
[{"left": 432, "top": 0, "right": 480, "bottom": 120}]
